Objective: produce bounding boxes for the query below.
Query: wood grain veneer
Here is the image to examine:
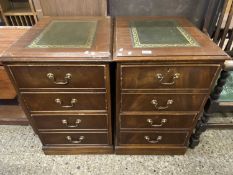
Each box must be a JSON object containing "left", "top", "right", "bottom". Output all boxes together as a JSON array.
[
  {"left": 114, "top": 16, "right": 230, "bottom": 155},
  {"left": 3, "top": 17, "right": 113, "bottom": 154}
]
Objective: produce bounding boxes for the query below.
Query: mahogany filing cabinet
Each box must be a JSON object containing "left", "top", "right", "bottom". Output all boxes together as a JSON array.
[
  {"left": 113, "top": 17, "right": 229, "bottom": 155},
  {"left": 3, "top": 16, "right": 113, "bottom": 154}
]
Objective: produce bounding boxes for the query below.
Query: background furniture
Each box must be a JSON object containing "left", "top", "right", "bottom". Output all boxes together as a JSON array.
[
  {"left": 0, "top": 26, "right": 29, "bottom": 125},
  {"left": 0, "top": 0, "right": 108, "bottom": 25},
  {"left": 33, "top": 0, "right": 107, "bottom": 19},
  {"left": 0, "top": 0, "right": 37, "bottom": 26},
  {"left": 109, "top": 0, "right": 217, "bottom": 28},
  {"left": 113, "top": 16, "right": 229, "bottom": 155},
  {"left": 0, "top": 0, "right": 223, "bottom": 28},
  {"left": 190, "top": 0, "right": 233, "bottom": 148}
]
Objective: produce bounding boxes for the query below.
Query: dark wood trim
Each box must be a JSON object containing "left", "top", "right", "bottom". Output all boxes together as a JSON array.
[
  {"left": 115, "top": 146, "right": 186, "bottom": 155},
  {"left": 208, "top": 100, "right": 233, "bottom": 113},
  {"left": 43, "top": 146, "right": 114, "bottom": 155},
  {"left": 206, "top": 123, "right": 233, "bottom": 129}
]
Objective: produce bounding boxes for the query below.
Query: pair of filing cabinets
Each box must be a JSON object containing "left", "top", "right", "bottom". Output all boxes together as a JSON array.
[{"left": 3, "top": 16, "right": 229, "bottom": 155}]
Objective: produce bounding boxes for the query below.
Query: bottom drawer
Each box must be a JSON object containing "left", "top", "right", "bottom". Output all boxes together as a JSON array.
[
  {"left": 120, "top": 131, "right": 189, "bottom": 145},
  {"left": 40, "top": 132, "right": 109, "bottom": 145}
]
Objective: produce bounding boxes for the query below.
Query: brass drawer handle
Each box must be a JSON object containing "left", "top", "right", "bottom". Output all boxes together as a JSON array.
[
  {"left": 47, "top": 73, "right": 72, "bottom": 85},
  {"left": 147, "top": 118, "right": 167, "bottom": 127},
  {"left": 144, "top": 135, "right": 162, "bottom": 144},
  {"left": 55, "top": 98, "right": 77, "bottom": 108},
  {"left": 151, "top": 99, "right": 174, "bottom": 110},
  {"left": 62, "top": 119, "right": 82, "bottom": 128},
  {"left": 156, "top": 72, "right": 180, "bottom": 85},
  {"left": 66, "top": 136, "right": 85, "bottom": 144}
]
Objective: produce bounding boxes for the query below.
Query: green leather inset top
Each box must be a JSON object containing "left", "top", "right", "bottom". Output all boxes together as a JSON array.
[
  {"left": 130, "top": 20, "right": 199, "bottom": 48},
  {"left": 219, "top": 72, "right": 233, "bottom": 102},
  {"left": 28, "top": 20, "right": 97, "bottom": 48}
]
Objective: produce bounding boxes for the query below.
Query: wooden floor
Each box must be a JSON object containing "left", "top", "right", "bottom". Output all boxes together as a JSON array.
[{"left": 0, "top": 105, "right": 28, "bottom": 125}]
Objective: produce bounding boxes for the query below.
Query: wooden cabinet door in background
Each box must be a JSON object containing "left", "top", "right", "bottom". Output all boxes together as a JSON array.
[{"left": 0, "top": 27, "right": 29, "bottom": 125}]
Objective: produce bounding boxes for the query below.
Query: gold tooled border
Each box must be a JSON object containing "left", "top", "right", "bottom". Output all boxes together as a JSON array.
[
  {"left": 131, "top": 20, "right": 199, "bottom": 48},
  {"left": 28, "top": 20, "right": 97, "bottom": 49}
]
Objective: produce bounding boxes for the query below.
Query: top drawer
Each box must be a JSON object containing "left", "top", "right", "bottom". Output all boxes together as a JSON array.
[
  {"left": 121, "top": 64, "right": 220, "bottom": 89},
  {"left": 9, "top": 65, "right": 106, "bottom": 89}
]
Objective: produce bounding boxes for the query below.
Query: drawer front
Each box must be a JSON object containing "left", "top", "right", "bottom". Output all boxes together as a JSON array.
[
  {"left": 0, "top": 66, "right": 16, "bottom": 99},
  {"left": 121, "top": 65, "right": 219, "bottom": 89},
  {"left": 22, "top": 92, "right": 106, "bottom": 112},
  {"left": 9, "top": 65, "right": 106, "bottom": 89},
  {"left": 40, "top": 132, "right": 109, "bottom": 145},
  {"left": 121, "top": 114, "right": 197, "bottom": 129},
  {"left": 33, "top": 114, "right": 108, "bottom": 130},
  {"left": 120, "top": 131, "right": 188, "bottom": 145},
  {"left": 121, "top": 93, "right": 206, "bottom": 112}
]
